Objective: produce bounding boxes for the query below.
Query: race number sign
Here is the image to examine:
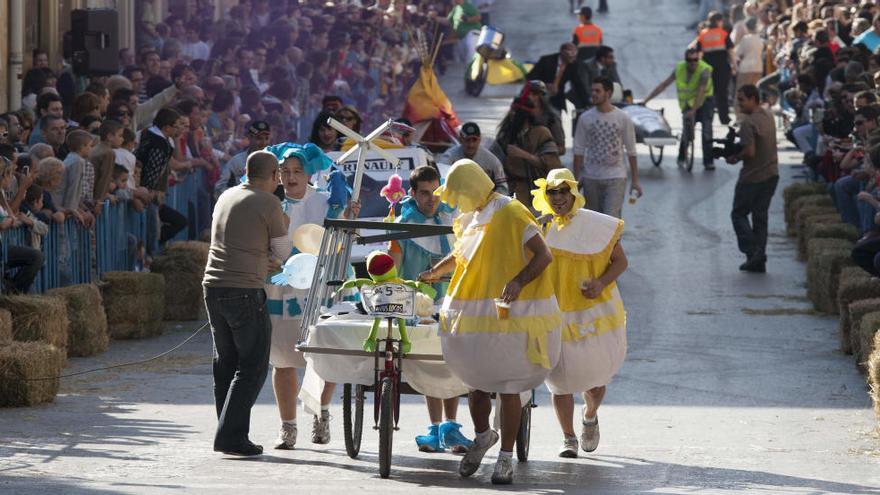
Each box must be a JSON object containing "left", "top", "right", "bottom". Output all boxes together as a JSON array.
[{"left": 360, "top": 283, "right": 416, "bottom": 318}]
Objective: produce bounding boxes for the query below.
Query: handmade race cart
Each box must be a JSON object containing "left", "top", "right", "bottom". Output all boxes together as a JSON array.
[
  {"left": 619, "top": 103, "right": 682, "bottom": 168},
  {"left": 296, "top": 218, "right": 535, "bottom": 479}
]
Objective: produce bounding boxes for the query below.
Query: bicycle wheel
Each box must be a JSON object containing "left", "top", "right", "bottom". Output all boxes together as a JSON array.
[
  {"left": 649, "top": 145, "right": 663, "bottom": 166},
  {"left": 342, "top": 384, "right": 364, "bottom": 458},
  {"left": 464, "top": 56, "right": 488, "bottom": 97},
  {"left": 684, "top": 119, "right": 695, "bottom": 172},
  {"left": 515, "top": 402, "right": 532, "bottom": 462},
  {"left": 378, "top": 377, "right": 394, "bottom": 479}
]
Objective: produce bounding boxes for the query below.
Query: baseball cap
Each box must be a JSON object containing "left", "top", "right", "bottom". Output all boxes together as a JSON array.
[
  {"left": 528, "top": 80, "right": 547, "bottom": 94},
  {"left": 460, "top": 122, "right": 481, "bottom": 138},
  {"left": 247, "top": 120, "right": 271, "bottom": 136}
]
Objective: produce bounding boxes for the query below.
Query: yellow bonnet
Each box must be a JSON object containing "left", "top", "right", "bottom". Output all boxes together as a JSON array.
[
  {"left": 531, "top": 168, "right": 585, "bottom": 226},
  {"left": 433, "top": 159, "right": 494, "bottom": 213}
]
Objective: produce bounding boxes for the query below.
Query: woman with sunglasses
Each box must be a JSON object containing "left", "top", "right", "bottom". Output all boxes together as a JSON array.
[{"left": 308, "top": 111, "right": 341, "bottom": 153}]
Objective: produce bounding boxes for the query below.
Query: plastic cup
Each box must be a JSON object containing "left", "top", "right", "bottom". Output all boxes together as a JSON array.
[{"left": 494, "top": 298, "right": 510, "bottom": 320}]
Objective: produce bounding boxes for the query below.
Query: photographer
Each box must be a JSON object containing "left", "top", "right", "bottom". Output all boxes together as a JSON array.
[{"left": 725, "top": 84, "right": 779, "bottom": 273}]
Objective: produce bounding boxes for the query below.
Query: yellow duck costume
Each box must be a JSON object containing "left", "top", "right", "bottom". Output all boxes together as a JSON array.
[
  {"left": 532, "top": 169, "right": 627, "bottom": 394},
  {"left": 435, "top": 160, "right": 561, "bottom": 393}
]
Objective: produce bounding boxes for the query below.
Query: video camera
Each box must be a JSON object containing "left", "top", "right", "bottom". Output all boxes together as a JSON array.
[{"left": 711, "top": 126, "right": 744, "bottom": 160}]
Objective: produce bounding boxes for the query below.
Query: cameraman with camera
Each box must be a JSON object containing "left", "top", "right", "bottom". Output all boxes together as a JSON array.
[{"left": 725, "top": 84, "right": 779, "bottom": 273}]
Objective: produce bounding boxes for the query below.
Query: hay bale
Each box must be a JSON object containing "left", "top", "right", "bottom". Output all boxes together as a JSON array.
[
  {"left": 787, "top": 194, "right": 834, "bottom": 236},
  {"left": 838, "top": 277, "right": 880, "bottom": 354},
  {"left": 805, "top": 237, "right": 854, "bottom": 261},
  {"left": 798, "top": 222, "right": 859, "bottom": 261},
  {"left": 46, "top": 284, "right": 109, "bottom": 357},
  {"left": 101, "top": 272, "right": 165, "bottom": 340},
  {"left": 0, "top": 309, "right": 11, "bottom": 344},
  {"left": 152, "top": 242, "right": 209, "bottom": 321},
  {"left": 0, "top": 295, "right": 68, "bottom": 351},
  {"left": 857, "top": 311, "right": 880, "bottom": 375},
  {"left": 784, "top": 184, "right": 829, "bottom": 225},
  {"left": 869, "top": 332, "right": 880, "bottom": 421},
  {"left": 0, "top": 342, "right": 65, "bottom": 407},
  {"left": 838, "top": 266, "right": 873, "bottom": 288},
  {"left": 806, "top": 246, "right": 855, "bottom": 314}
]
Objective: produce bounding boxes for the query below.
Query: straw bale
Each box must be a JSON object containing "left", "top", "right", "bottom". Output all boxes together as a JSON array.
[
  {"left": 794, "top": 205, "right": 838, "bottom": 236},
  {"left": 805, "top": 238, "right": 853, "bottom": 261},
  {"left": 798, "top": 222, "right": 859, "bottom": 261},
  {"left": 786, "top": 194, "right": 834, "bottom": 235},
  {"left": 783, "top": 182, "right": 827, "bottom": 212},
  {"left": 0, "top": 295, "right": 68, "bottom": 351},
  {"left": 856, "top": 311, "right": 880, "bottom": 375},
  {"left": 46, "top": 284, "right": 109, "bottom": 357},
  {"left": 838, "top": 266, "right": 873, "bottom": 288},
  {"left": 0, "top": 309, "right": 11, "bottom": 344},
  {"left": 806, "top": 246, "right": 854, "bottom": 314},
  {"left": 869, "top": 332, "right": 880, "bottom": 420},
  {"left": 838, "top": 277, "right": 880, "bottom": 354},
  {"left": 152, "top": 243, "right": 209, "bottom": 321},
  {"left": 0, "top": 342, "right": 65, "bottom": 407},
  {"left": 101, "top": 272, "right": 165, "bottom": 340}
]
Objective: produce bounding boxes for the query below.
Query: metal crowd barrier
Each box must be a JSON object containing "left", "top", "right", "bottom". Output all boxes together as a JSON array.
[{"left": 1, "top": 201, "right": 147, "bottom": 294}]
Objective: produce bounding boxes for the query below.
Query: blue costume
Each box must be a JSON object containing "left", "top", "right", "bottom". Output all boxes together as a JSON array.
[{"left": 391, "top": 197, "right": 456, "bottom": 301}]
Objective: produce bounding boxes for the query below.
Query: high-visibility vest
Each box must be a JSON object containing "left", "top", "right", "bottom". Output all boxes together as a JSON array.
[
  {"left": 675, "top": 60, "right": 714, "bottom": 110},
  {"left": 573, "top": 23, "right": 602, "bottom": 47},
  {"left": 697, "top": 27, "right": 728, "bottom": 52}
]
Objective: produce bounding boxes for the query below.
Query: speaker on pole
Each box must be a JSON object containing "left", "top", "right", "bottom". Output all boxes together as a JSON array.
[{"left": 69, "top": 9, "right": 119, "bottom": 76}]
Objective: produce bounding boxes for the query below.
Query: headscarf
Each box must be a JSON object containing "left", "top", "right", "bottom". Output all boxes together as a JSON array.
[
  {"left": 433, "top": 159, "right": 494, "bottom": 213},
  {"left": 264, "top": 142, "right": 334, "bottom": 176},
  {"left": 531, "top": 168, "right": 585, "bottom": 229}
]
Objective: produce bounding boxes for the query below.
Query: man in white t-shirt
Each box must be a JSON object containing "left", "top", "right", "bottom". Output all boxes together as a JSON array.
[{"left": 572, "top": 76, "right": 642, "bottom": 219}]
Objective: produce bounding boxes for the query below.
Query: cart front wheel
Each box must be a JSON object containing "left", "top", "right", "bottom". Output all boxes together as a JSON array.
[
  {"left": 649, "top": 145, "right": 664, "bottom": 166},
  {"left": 343, "top": 384, "right": 364, "bottom": 458},
  {"left": 516, "top": 402, "right": 532, "bottom": 462},
  {"left": 378, "top": 377, "right": 394, "bottom": 479}
]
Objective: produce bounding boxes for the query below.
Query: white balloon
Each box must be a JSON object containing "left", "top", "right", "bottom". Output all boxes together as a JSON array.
[{"left": 282, "top": 253, "right": 318, "bottom": 290}]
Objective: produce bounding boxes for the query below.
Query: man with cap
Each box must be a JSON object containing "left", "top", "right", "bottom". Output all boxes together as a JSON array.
[
  {"left": 215, "top": 120, "right": 272, "bottom": 197},
  {"left": 421, "top": 159, "right": 561, "bottom": 484},
  {"left": 440, "top": 123, "right": 508, "bottom": 195},
  {"left": 531, "top": 168, "right": 628, "bottom": 458},
  {"left": 262, "top": 142, "right": 361, "bottom": 450}
]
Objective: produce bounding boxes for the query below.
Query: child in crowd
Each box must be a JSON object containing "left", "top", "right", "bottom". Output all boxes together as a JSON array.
[
  {"left": 91, "top": 119, "right": 126, "bottom": 205},
  {"left": 60, "top": 130, "right": 98, "bottom": 228},
  {"left": 34, "top": 157, "right": 68, "bottom": 224},
  {"left": 20, "top": 184, "right": 49, "bottom": 250},
  {"left": 114, "top": 127, "right": 138, "bottom": 190}
]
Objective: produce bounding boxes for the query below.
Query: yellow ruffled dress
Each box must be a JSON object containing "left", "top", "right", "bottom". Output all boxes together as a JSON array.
[
  {"left": 543, "top": 208, "right": 627, "bottom": 394},
  {"left": 438, "top": 193, "right": 562, "bottom": 393}
]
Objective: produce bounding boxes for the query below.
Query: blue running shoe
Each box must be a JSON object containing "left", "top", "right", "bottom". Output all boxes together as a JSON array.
[
  {"left": 415, "top": 424, "right": 443, "bottom": 452},
  {"left": 439, "top": 420, "right": 473, "bottom": 450}
]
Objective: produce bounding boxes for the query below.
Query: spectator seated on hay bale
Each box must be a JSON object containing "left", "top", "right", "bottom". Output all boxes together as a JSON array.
[
  {"left": 869, "top": 332, "right": 880, "bottom": 421},
  {"left": 806, "top": 238, "right": 856, "bottom": 314},
  {"left": 0, "top": 295, "right": 68, "bottom": 360},
  {"left": 0, "top": 309, "right": 11, "bottom": 343},
  {"left": 46, "top": 284, "right": 109, "bottom": 357},
  {"left": 0, "top": 341, "right": 65, "bottom": 407},
  {"left": 784, "top": 183, "right": 828, "bottom": 228},
  {"left": 102, "top": 272, "right": 165, "bottom": 340},
  {"left": 856, "top": 311, "right": 880, "bottom": 375},
  {"left": 151, "top": 241, "right": 209, "bottom": 321},
  {"left": 786, "top": 194, "right": 834, "bottom": 236},
  {"left": 798, "top": 222, "right": 859, "bottom": 261},
  {"left": 838, "top": 277, "right": 880, "bottom": 354}
]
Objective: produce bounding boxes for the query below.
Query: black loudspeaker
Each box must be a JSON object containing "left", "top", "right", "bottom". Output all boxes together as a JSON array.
[{"left": 70, "top": 9, "right": 119, "bottom": 76}]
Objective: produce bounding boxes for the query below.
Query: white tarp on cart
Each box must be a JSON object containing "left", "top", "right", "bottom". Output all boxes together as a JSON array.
[{"left": 303, "top": 313, "right": 469, "bottom": 399}]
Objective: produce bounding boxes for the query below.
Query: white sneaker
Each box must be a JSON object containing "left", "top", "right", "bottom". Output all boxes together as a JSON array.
[
  {"left": 312, "top": 410, "right": 331, "bottom": 444},
  {"left": 558, "top": 436, "right": 578, "bottom": 458},
  {"left": 274, "top": 423, "right": 297, "bottom": 450},
  {"left": 580, "top": 416, "right": 600, "bottom": 452},
  {"left": 490, "top": 455, "right": 514, "bottom": 485},
  {"left": 459, "top": 429, "right": 499, "bottom": 477}
]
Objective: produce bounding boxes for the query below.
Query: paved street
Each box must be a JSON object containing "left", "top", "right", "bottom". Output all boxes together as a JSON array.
[{"left": 2, "top": 0, "right": 879, "bottom": 493}]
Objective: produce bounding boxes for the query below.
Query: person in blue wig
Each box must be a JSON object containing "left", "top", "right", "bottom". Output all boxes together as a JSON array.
[
  {"left": 387, "top": 165, "right": 473, "bottom": 454},
  {"left": 262, "top": 142, "right": 361, "bottom": 450}
]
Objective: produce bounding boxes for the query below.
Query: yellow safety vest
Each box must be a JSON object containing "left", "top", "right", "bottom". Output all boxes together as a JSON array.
[{"left": 675, "top": 60, "right": 714, "bottom": 110}]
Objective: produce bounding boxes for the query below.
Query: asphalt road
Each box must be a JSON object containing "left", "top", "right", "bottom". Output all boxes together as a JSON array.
[{"left": 1, "top": 0, "right": 879, "bottom": 493}]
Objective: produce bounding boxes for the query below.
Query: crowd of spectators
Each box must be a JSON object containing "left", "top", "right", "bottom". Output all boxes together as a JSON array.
[
  {"left": 695, "top": 0, "right": 880, "bottom": 278},
  {"left": 0, "top": 0, "right": 487, "bottom": 294}
]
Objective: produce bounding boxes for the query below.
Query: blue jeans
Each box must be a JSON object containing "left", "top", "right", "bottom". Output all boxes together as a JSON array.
[
  {"left": 204, "top": 287, "right": 271, "bottom": 450},
  {"left": 732, "top": 176, "right": 779, "bottom": 259},
  {"left": 834, "top": 175, "right": 876, "bottom": 235}
]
